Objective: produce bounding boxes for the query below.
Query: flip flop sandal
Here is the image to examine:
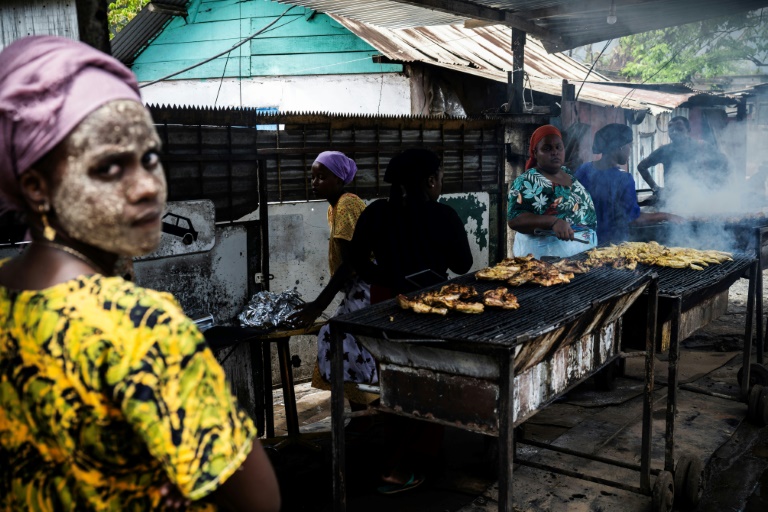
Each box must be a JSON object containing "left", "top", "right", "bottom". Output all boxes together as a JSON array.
[{"left": 376, "top": 473, "right": 425, "bottom": 495}]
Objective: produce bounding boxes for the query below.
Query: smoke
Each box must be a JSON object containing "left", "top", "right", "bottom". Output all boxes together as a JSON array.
[{"left": 647, "top": 128, "right": 768, "bottom": 253}]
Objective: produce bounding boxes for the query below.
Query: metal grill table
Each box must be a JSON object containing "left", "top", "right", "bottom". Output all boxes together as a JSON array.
[
  {"left": 620, "top": 254, "right": 758, "bottom": 502},
  {"left": 630, "top": 220, "right": 768, "bottom": 358},
  {"left": 328, "top": 267, "right": 659, "bottom": 512}
]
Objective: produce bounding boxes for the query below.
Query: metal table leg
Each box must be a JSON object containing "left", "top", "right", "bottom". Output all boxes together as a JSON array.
[
  {"left": 331, "top": 322, "right": 347, "bottom": 512},
  {"left": 498, "top": 350, "right": 515, "bottom": 512},
  {"left": 276, "top": 337, "right": 300, "bottom": 437},
  {"left": 249, "top": 339, "right": 265, "bottom": 436},
  {"left": 640, "top": 277, "right": 658, "bottom": 493},
  {"left": 756, "top": 259, "right": 764, "bottom": 364},
  {"left": 664, "top": 298, "right": 682, "bottom": 473},
  {"left": 742, "top": 261, "right": 758, "bottom": 399},
  {"left": 262, "top": 341, "right": 275, "bottom": 438}
]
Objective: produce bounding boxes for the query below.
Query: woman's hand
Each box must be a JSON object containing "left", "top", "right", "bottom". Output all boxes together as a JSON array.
[
  {"left": 288, "top": 302, "right": 323, "bottom": 328},
  {"left": 551, "top": 218, "right": 574, "bottom": 241},
  {"left": 160, "top": 482, "right": 191, "bottom": 510}
]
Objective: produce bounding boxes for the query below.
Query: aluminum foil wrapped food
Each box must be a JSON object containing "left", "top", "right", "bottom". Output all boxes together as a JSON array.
[{"left": 238, "top": 290, "right": 304, "bottom": 330}]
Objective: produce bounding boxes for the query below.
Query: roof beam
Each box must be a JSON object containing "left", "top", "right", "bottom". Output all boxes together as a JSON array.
[
  {"left": 385, "top": 0, "right": 564, "bottom": 46},
  {"left": 525, "top": 0, "right": 660, "bottom": 20}
]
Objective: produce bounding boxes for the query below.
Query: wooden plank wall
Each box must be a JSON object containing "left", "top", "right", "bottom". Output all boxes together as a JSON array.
[
  {"left": 131, "top": 0, "right": 402, "bottom": 82},
  {"left": 0, "top": 0, "right": 79, "bottom": 50},
  {"left": 150, "top": 108, "right": 506, "bottom": 208}
]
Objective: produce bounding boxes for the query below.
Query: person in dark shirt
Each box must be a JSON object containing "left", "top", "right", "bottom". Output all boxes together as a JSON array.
[
  {"left": 636, "top": 116, "right": 729, "bottom": 196},
  {"left": 350, "top": 148, "right": 473, "bottom": 300},
  {"left": 576, "top": 123, "right": 684, "bottom": 244},
  {"left": 349, "top": 148, "right": 472, "bottom": 494}
]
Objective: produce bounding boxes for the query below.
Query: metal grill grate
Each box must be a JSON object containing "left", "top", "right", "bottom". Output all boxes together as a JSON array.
[
  {"left": 638, "top": 255, "right": 754, "bottom": 298},
  {"left": 333, "top": 267, "right": 654, "bottom": 350}
]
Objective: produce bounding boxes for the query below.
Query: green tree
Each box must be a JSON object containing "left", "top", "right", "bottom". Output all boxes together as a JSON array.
[
  {"left": 108, "top": 0, "right": 151, "bottom": 39},
  {"left": 614, "top": 9, "right": 768, "bottom": 84}
]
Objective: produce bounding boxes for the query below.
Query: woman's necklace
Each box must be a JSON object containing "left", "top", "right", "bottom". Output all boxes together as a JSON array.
[{"left": 36, "top": 241, "right": 110, "bottom": 276}]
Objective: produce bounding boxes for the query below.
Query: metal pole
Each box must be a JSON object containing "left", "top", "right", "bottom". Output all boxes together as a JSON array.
[
  {"left": 331, "top": 322, "right": 347, "bottom": 512},
  {"left": 742, "top": 260, "right": 758, "bottom": 398},
  {"left": 498, "top": 350, "right": 515, "bottom": 512},
  {"left": 640, "top": 276, "right": 658, "bottom": 493},
  {"left": 664, "top": 298, "right": 682, "bottom": 473}
]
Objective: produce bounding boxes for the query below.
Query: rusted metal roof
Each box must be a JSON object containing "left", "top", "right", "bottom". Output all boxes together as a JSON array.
[
  {"left": 111, "top": 0, "right": 188, "bottom": 65},
  {"left": 332, "top": 17, "right": 730, "bottom": 114},
  {"left": 280, "top": 0, "right": 768, "bottom": 52}
]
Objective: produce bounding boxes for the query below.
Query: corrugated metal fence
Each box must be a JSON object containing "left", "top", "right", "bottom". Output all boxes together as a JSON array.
[{"left": 147, "top": 106, "right": 507, "bottom": 216}]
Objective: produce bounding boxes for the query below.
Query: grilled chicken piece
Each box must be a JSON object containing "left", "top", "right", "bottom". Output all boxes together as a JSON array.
[
  {"left": 476, "top": 266, "right": 520, "bottom": 280},
  {"left": 478, "top": 256, "right": 579, "bottom": 288},
  {"left": 451, "top": 301, "right": 485, "bottom": 314},
  {"left": 397, "top": 284, "right": 483, "bottom": 315},
  {"left": 439, "top": 284, "right": 479, "bottom": 299},
  {"left": 553, "top": 260, "right": 590, "bottom": 274},
  {"left": 506, "top": 270, "right": 534, "bottom": 286},
  {"left": 531, "top": 269, "right": 573, "bottom": 286},
  {"left": 584, "top": 242, "right": 732, "bottom": 270},
  {"left": 397, "top": 294, "right": 448, "bottom": 315},
  {"left": 482, "top": 287, "right": 520, "bottom": 309}
]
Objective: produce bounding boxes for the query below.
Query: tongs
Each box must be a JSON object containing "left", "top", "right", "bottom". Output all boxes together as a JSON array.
[{"left": 533, "top": 226, "right": 591, "bottom": 244}]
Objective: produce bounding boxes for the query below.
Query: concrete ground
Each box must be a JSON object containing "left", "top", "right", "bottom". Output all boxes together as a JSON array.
[{"left": 263, "top": 272, "right": 768, "bottom": 512}]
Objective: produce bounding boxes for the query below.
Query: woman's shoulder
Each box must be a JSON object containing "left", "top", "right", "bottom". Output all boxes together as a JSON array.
[
  {"left": 339, "top": 192, "right": 366, "bottom": 207},
  {"left": 574, "top": 162, "right": 594, "bottom": 176},
  {"left": 80, "top": 276, "right": 188, "bottom": 325}
]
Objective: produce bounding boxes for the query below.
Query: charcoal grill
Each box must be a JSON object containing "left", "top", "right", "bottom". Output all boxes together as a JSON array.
[{"left": 328, "top": 268, "right": 659, "bottom": 512}]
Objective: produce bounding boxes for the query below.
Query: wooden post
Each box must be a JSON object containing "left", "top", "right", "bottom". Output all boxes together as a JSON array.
[
  {"left": 510, "top": 28, "right": 526, "bottom": 114},
  {"left": 75, "top": 0, "right": 111, "bottom": 54}
]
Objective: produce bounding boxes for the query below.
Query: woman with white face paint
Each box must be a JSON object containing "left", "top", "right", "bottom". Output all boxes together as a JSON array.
[{"left": 0, "top": 36, "right": 279, "bottom": 511}]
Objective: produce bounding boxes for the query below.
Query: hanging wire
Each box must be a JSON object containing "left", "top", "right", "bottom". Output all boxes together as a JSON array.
[
  {"left": 139, "top": 5, "right": 297, "bottom": 88},
  {"left": 575, "top": 39, "right": 613, "bottom": 102},
  {"left": 524, "top": 71, "right": 535, "bottom": 112}
]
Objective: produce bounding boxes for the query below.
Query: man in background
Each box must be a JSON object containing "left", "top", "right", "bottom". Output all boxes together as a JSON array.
[{"left": 636, "top": 116, "right": 729, "bottom": 200}]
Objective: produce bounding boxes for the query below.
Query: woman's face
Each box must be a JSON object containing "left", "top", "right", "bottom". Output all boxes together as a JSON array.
[
  {"left": 534, "top": 134, "right": 564, "bottom": 172},
  {"left": 617, "top": 141, "right": 632, "bottom": 166},
  {"left": 311, "top": 162, "right": 343, "bottom": 200},
  {"left": 426, "top": 167, "right": 444, "bottom": 201},
  {"left": 49, "top": 100, "right": 167, "bottom": 257}
]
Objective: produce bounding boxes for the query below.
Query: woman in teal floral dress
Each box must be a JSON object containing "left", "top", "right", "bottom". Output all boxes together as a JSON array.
[{"left": 507, "top": 125, "right": 597, "bottom": 258}]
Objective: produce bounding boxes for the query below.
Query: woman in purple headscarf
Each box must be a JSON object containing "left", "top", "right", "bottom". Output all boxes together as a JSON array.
[
  {"left": 290, "top": 151, "right": 379, "bottom": 408},
  {"left": 0, "top": 36, "right": 279, "bottom": 511}
]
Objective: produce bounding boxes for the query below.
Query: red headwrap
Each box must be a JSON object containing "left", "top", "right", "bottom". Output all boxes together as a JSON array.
[{"left": 525, "top": 125, "right": 562, "bottom": 170}]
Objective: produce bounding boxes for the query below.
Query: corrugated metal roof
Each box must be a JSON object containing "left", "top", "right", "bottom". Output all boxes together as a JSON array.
[
  {"left": 280, "top": 0, "right": 768, "bottom": 52},
  {"left": 332, "top": 16, "right": 714, "bottom": 114},
  {"left": 111, "top": 0, "right": 188, "bottom": 65}
]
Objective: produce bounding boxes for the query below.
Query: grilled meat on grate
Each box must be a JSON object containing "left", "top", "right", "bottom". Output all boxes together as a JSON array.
[
  {"left": 582, "top": 241, "right": 732, "bottom": 271},
  {"left": 482, "top": 287, "right": 520, "bottom": 310},
  {"left": 397, "top": 284, "right": 484, "bottom": 315},
  {"left": 476, "top": 255, "right": 575, "bottom": 287}
]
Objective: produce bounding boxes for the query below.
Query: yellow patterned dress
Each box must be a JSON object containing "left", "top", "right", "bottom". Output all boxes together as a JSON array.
[{"left": 0, "top": 270, "right": 257, "bottom": 511}]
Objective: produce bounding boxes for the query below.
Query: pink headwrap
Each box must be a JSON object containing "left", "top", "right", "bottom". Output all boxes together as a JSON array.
[
  {"left": 0, "top": 36, "right": 142, "bottom": 211},
  {"left": 314, "top": 151, "right": 357, "bottom": 184}
]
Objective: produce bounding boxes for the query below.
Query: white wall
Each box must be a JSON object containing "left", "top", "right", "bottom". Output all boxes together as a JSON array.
[{"left": 139, "top": 74, "right": 412, "bottom": 114}]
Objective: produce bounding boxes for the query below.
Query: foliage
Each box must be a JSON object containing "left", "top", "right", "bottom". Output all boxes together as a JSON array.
[
  {"left": 108, "top": 0, "right": 151, "bottom": 39},
  {"left": 613, "top": 9, "right": 768, "bottom": 84}
]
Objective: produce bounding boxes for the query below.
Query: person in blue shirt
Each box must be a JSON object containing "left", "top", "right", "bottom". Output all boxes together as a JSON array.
[{"left": 575, "top": 123, "right": 683, "bottom": 244}]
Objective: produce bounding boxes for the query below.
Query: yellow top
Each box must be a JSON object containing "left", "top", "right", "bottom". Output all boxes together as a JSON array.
[
  {"left": 327, "top": 192, "right": 366, "bottom": 275},
  {"left": 0, "top": 270, "right": 256, "bottom": 511}
]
